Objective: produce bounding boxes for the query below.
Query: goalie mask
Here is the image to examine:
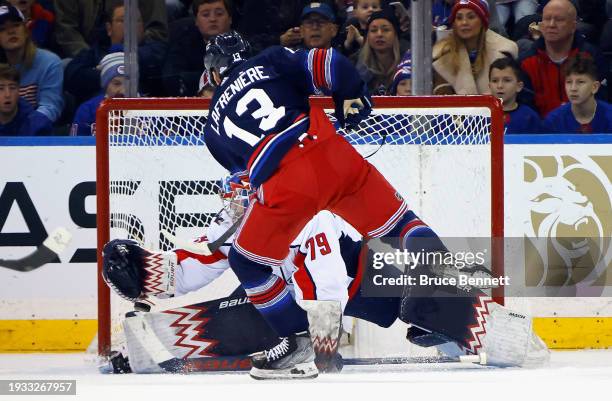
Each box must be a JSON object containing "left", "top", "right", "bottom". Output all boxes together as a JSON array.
[
  {"left": 102, "top": 239, "right": 177, "bottom": 302},
  {"left": 219, "top": 175, "right": 254, "bottom": 223}
]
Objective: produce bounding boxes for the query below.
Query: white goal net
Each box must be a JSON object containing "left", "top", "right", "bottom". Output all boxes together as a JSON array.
[{"left": 96, "top": 96, "right": 504, "bottom": 359}]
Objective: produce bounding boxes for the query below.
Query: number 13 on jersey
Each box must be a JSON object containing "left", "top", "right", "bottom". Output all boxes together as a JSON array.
[{"left": 223, "top": 88, "right": 285, "bottom": 146}]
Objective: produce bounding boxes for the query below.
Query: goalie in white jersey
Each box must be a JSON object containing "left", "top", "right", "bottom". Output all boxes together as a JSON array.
[
  {"left": 102, "top": 182, "right": 549, "bottom": 372},
  {"left": 175, "top": 207, "right": 359, "bottom": 312}
]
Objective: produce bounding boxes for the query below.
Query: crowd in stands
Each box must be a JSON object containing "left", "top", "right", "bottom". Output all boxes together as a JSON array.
[{"left": 0, "top": 0, "right": 609, "bottom": 136}]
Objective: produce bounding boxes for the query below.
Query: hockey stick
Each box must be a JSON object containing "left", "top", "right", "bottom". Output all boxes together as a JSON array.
[
  {"left": 160, "top": 219, "right": 241, "bottom": 256},
  {"left": 343, "top": 354, "right": 488, "bottom": 366},
  {"left": 102, "top": 354, "right": 489, "bottom": 374},
  {"left": 0, "top": 227, "right": 72, "bottom": 272}
]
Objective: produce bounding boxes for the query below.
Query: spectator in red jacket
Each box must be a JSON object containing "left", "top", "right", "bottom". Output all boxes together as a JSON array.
[{"left": 519, "top": 0, "right": 609, "bottom": 117}]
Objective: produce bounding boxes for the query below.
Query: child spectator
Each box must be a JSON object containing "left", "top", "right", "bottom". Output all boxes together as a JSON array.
[
  {"left": 341, "top": 0, "right": 381, "bottom": 56},
  {"left": 0, "top": 63, "right": 51, "bottom": 135},
  {"left": 70, "top": 52, "right": 125, "bottom": 136},
  {"left": 7, "top": 0, "right": 54, "bottom": 49},
  {"left": 544, "top": 55, "right": 612, "bottom": 133},
  {"left": 488, "top": 53, "right": 541, "bottom": 133},
  {"left": 390, "top": 51, "right": 411, "bottom": 95},
  {"left": 433, "top": 0, "right": 518, "bottom": 95},
  {"left": 355, "top": 7, "right": 409, "bottom": 95},
  {"left": 0, "top": 3, "right": 63, "bottom": 123}
]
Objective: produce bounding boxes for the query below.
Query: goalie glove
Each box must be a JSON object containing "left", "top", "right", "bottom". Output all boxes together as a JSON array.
[
  {"left": 102, "top": 239, "right": 177, "bottom": 302},
  {"left": 333, "top": 88, "right": 372, "bottom": 130}
]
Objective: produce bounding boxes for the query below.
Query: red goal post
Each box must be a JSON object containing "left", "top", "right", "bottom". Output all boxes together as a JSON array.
[{"left": 95, "top": 95, "right": 505, "bottom": 357}]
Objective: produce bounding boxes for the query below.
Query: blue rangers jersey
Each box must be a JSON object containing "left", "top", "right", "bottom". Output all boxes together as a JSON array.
[{"left": 203, "top": 46, "right": 366, "bottom": 187}]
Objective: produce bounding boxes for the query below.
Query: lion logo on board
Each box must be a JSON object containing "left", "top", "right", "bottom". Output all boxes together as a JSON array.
[{"left": 524, "top": 155, "right": 611, "bottom": 292}]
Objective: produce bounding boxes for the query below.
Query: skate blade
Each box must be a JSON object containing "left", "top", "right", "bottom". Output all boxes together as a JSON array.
[{"left": 249, "top": 362, "right": 318, "bottom": 380}]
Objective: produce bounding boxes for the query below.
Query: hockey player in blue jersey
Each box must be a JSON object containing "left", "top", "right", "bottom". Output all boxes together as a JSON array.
[{"left": 202, "top": 31, "right": 547, "bottom": 379}]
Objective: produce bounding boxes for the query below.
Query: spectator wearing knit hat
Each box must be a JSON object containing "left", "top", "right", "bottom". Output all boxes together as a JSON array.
[
  {"left": 355, "top": 7, "right": 410, "bottom": 95},
  {"left": 432, "top": 0, "right": 518, "bottom": 95},
  {"left": 390, "top": 51, "right": 412, "bottom": 95},
  {"left": 70, "top": 52, "right": 125, "bottom": 136}
]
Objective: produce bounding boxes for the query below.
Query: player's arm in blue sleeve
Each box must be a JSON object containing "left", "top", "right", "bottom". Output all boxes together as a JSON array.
[
  {"left": 263, "top": 46, "right": 364, "bottom": 97},
  {"left": 304, "top": 47, "right": 372, "bottom": 129},
  {"left": 267, "top": 46, "right": 371, "bottom": 128}
]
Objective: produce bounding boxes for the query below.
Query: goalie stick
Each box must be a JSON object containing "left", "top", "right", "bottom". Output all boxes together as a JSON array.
[
  {"left": 102, "top": 352, "right": 489, "bottom": 374},
  {"left": 0, "top": 227, "right": 72, "bottom": 272},
  {"left": 161, "top": 218, "right": 241, "bottom": 256}
]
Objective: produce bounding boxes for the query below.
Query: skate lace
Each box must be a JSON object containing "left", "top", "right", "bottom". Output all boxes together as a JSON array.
[{"left": 265, "top": 338, "right": 290, "bottom": 361}]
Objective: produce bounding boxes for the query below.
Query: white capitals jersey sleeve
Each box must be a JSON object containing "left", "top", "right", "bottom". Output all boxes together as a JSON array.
[
  {"left": 173, "top": 209, "right": 293, "bottom": 297},
  {"left": 173, "top": 210, "right": 235, "bottom": 296}
]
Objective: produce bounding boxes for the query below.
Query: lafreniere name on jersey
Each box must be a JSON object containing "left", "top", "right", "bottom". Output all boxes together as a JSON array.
[{"left": 209, "top": 66, "right": 271, "bottom": 131}]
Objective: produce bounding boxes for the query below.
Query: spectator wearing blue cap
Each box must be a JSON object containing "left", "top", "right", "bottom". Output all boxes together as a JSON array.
[
  {"left": 70, "top": 52, "right": 125, "bottom": 136},
  {"left": 0, "top": 3, "right": 63, "bottom": 123},
  {"left": 0, "top": 63, "right": 51, "bottom": 136},
  {"left": 299, "top": 2, "right": 340, "bottom": 50}
]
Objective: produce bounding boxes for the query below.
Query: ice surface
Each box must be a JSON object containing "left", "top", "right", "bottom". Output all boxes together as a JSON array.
[{"left": 0, "top": 350, "right": 610, "bottom": 401}]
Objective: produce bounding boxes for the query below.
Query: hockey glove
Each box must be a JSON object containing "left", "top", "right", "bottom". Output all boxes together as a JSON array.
[
  {"left": 102, "top": 239, "right": 177, "bottom": 301},
  {"left": 333, "top": 91, "right": 372, "bottom": 130}
]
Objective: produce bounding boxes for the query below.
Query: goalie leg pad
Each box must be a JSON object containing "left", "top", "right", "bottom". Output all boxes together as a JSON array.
[
  {"left": 299, "top": 300, "right": 343, "bottom": 372},
  {"left": 400, "top": 271, "right": 550, "bottom": 367},
  {"left": 478, "top": 303, "right": 550, "bottom": 367}
]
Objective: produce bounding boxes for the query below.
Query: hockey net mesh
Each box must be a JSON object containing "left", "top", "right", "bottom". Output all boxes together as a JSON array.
[{"left": 100, "top": 97, "right": 498, "bottom": 357}]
